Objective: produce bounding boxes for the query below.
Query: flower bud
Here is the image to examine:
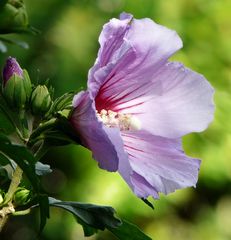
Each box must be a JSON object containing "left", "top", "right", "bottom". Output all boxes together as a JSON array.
[
  {"left": 2, "top": 57, "right": 32, "bottom": 109},
  {"left": 3, "top": 56, "right": 23, "bottom": 85},
  {"left": 13, "top": 188, "right": 31, "bottom": 206},
  {"left": 0, "top": 0, "right": 28, "bottom": 33},
  {"left": 31, "top": 85, "right": 52, "bottom": 115}
]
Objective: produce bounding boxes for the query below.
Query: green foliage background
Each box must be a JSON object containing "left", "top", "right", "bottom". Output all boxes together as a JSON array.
[{"left": 0, "top": 0, "right": 231, "bottom": 239}]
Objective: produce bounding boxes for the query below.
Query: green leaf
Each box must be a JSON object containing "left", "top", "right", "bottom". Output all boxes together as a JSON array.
[
  {"left": 0, "top": 122, "right": 51, "bottom": 231},
  {"left": 0, "top": 37, "right": 29, "bottom": 49},
  {"left": 0, "top": 135, "right": 50, "bottom": 230},
  {"left": 37, "top": 194, "right": 50, "bottom": 232},
  {"left": 49, "top": 197, "right": 121, "bottom": 233},
  {"left": 48, "top": 197, "right": 152, "bottom": 239},
  {"left": 108, "top": 220, "right": 152, "bottom": 240},
  {"left": 0, "top": 138, "right": 39, "bottom": 191},
  {"left": 76, "top": 218, "right": 98, "bottom": 237}
]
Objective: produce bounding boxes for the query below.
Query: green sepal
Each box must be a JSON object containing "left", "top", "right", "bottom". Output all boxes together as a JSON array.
[
  {"left": 3, "top": 74, "right": 26, "bottom": 108},
  {"left": 3, "top": 70, "right": 32, "bottom": 109},
  {"left": 22, "top": 69, "right": 32, "bottom": 100},
  {"left": 47, "top": 92, "right": 75, "bottom": 117}
]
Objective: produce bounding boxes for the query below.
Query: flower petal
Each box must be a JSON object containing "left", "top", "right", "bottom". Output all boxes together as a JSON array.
[
  {"left": 130, "top": 172, "right": 160, "bottom": 199},
  {"left": 121, "top": 131, "right": 200, "bottom": 198},
  {"left": 89, "top": 14, "right": 182, "bottom": 104},
  {"left": 70, "top": 91, "right": 119, "bottom": 171},
  {"left": 88, "top": 14, "right": 133, "bottom": 97},
  {"left": 117, "top": 62, "right": 214, "bottom": 138},
  {"left": 103, "top": 127, "right": 134, "bottom": 191}
]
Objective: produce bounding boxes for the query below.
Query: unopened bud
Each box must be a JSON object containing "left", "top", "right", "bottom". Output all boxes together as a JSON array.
[
  {"left": 0, "top": 0, "right": 28, "bottom": 33},
  {"left": 3, "top": 56, "right": 23, "bottom": 86},
  {"left": 31, "top": 85, "right": 52, "bottom": 115},
  {"left": 13, "top": 188, "right": 31, "bottom": 206},
  {"left": 2, "top": 57, "right": 32, "bottom": 109}
]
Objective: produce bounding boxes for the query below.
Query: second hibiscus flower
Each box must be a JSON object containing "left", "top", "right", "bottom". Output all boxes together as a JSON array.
[{"left": 70, "top": 13, "right": 214, "bottom": 199}]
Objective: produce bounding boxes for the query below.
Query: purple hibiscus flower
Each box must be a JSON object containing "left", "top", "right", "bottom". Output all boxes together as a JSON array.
[{"left": 70, "top": 13, "right": 214, "bottom": 199}]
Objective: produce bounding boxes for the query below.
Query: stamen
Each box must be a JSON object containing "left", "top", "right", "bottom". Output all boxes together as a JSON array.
[{"left": 97, "top": 109, "right": 141, "bottom": 131}]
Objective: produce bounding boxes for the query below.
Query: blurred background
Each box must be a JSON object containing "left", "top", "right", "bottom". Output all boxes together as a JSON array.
[{"left": 0, "top": 0, "right": 231, "bottom": 239}]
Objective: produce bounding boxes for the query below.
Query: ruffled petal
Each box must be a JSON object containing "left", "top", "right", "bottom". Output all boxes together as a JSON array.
[
  {"left": 70, "top": 91, "right": 120, "bottom": 171},
  {"left": 88, "top": 14, "right": 133, "bottom": 97},
  {"left": 88, "top": 14, "right": 182, "bottom": 104},
  {"left": 117, "top": 62, "right": 214, "bottom": 138},
  {"left": 121, "top": 131, "right": 200, "bottom": 198}
]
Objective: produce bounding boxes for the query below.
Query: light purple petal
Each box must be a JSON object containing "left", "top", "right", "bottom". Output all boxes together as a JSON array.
[
  {"left": 121, "top": 130, "right": 200, "bottom": 198},
  {"left": 116, "top": 62, "right": 214, "bottom": 138},
  {"left": 88, "top": 14, "right": 133, "bottom": 97},
  {"left": 130, "top": 172, "right": 160, "bottom": 199},
  {"left": 103, "top": 127, "right": 134, "bottom": 191},
  {"left": 88, "top": 14, "right": 182, "bottom": 101},
  {"left": 70, "top": 91, "right": 120, "bottom": 171}
]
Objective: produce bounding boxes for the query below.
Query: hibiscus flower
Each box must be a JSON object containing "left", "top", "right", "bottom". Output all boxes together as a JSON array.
[{"left": 70, "top": 13, "right": 214, "bottom": 199}]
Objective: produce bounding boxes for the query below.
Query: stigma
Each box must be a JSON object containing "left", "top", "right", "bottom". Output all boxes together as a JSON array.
[{"left": 97, "top": 109, "right": 141, "bottom": 131}]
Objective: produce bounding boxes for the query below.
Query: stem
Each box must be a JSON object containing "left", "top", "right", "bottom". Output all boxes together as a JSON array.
[
  {"left": 4, "top": 166, "right": 23, "bottom": 204},
  {"left": 0, "top": 216, "right": 8, "bottom": 232},
  {"left": 12, "top": 208, "right": 31, "bottom": 216},
  {"left": 29, "top": 118, "right": 57, "bottom": 140},
  {"left": 0, "top": 166, "right": 23, "bottom": 232},
  {"left": 19, "top": 109, "right": 29, "bottom": 140}
]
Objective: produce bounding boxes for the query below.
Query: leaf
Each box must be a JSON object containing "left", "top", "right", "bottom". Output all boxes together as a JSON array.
[
  {"left": 108, "top": 220, "right": 152, "bottom": 240},
  {"left": 48, "top": 197, "right": 152, "bottom": 239},
  {"left": 49, "top": 197, "right": 121, "bottom": 232},
  {"left": 35, "top": 162, "right": 52, "bottom": 176},
  {"left": 0, "top": 37, "right": 29, "bottom": 49},
  {"left": 38, "top": 194, "right": 50, "bottom": 232},
  {"left": 0, "top": 133, "right": 52, "bottom": 232},
  {"left": 0, "top": 135, "right": 50, "bottom": 230},
  {"left": 0, "top": 138, "right": 39, "bottom": 191},
  {"left": 76, "top": 218, "right": 98, "bottom": 237}
]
